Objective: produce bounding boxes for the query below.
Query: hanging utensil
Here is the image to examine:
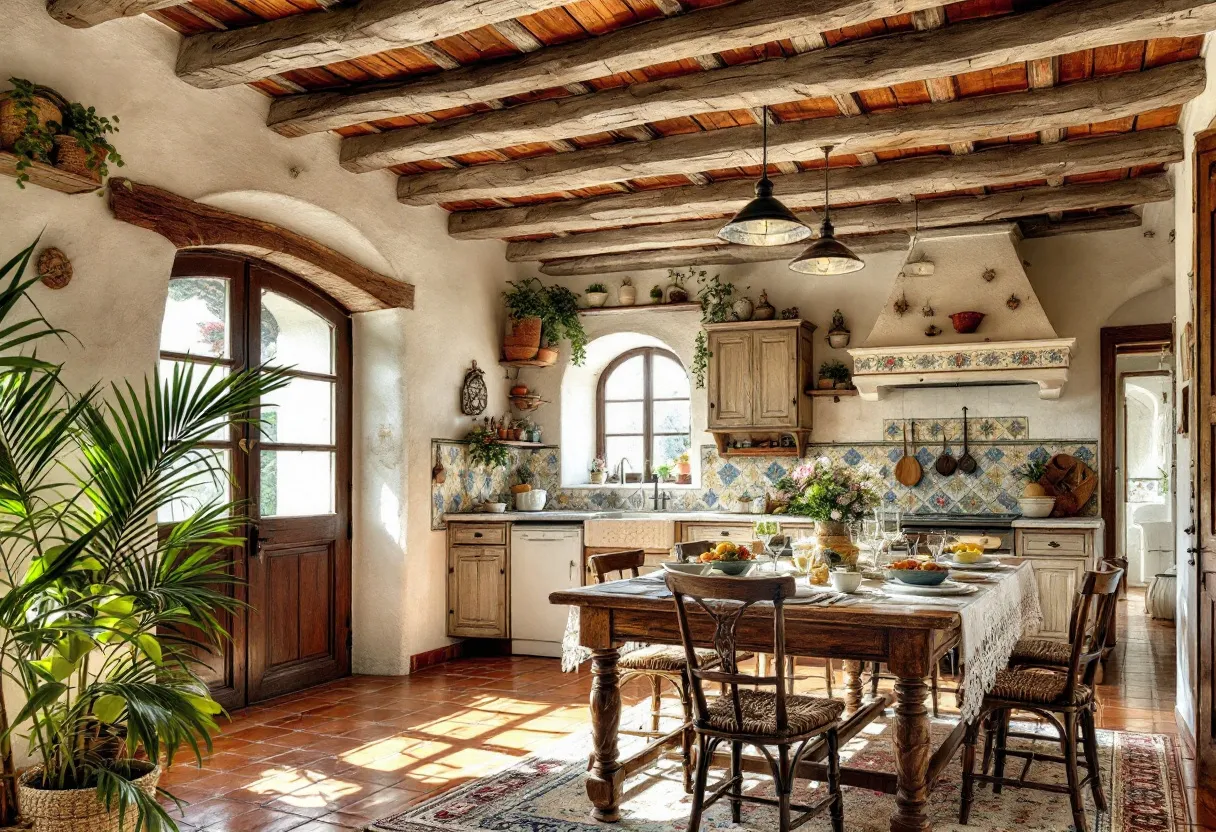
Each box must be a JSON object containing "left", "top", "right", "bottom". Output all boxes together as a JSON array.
[
  {"left": 895, "top": 422, "right": 922, "bottom": 487},
  {"left": 432, "top": 445, "right": 447, "bottom": 484},
  {"left": 934, "top": 426, "right": 956, "bottom": 477},
  {"left": 958, "top": 407, "right": 978, "bottom": 474}
]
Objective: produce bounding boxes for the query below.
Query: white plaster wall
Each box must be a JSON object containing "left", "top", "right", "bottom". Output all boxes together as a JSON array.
[
  {"left": 1171, "top": 34, "right": 1216, "bottom": 741},
  {"left": 531, "top": 212, "right": 1174, "bottom": 456},
  {"left": 0, "top": 0, "right": 522, "bottom": 680}
]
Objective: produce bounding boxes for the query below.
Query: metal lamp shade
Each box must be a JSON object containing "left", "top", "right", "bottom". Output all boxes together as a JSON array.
[
  {"left": 789, "top": 219, "right": 865, "bottom": 275},
  {"left": 717, "top": 178, "right": 810, "bottom": 246}
]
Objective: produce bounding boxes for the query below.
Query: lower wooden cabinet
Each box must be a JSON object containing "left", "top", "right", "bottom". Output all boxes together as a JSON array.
[
  {"left": 448, "top": 526, "right": 509, "bottom": 638},
  {"left": 1014, "top": 525, "right": 1100, "bottom": 641}
]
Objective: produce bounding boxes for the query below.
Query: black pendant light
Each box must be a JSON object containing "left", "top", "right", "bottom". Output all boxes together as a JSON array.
[
  {"left": 717, "top": 107, "right": 810, "bottom": 247},
  {"left": 789, "top": 144, "right": 865, "bottom": 275}
]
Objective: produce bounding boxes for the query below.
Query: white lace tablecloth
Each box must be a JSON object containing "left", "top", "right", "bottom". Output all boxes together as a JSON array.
[{"left": 560, "top": 563, "right": 1042, "bottom": 722}]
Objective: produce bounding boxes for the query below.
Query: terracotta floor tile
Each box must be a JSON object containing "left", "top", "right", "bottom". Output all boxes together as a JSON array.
[{"left": 203, "top": 806, "right": 311, "bottom": 832}]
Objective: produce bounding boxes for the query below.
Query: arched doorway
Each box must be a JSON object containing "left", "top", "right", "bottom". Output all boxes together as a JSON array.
[{"left": 161, "top": 251, "right": 352, "bottom": 706}]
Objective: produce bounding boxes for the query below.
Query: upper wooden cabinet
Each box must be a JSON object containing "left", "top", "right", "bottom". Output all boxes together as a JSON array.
[{"left": 705, "top": 320, "right": 815, "bottom": 451}]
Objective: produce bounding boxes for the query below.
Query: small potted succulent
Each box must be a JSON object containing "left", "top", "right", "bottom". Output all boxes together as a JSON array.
[
  {"left": 618, "top": 276, "right": 637, "bottom": 306},
  {"left": 827, "top": 309, "right": 851, "bottom": 349},
  {"left": 818, "top": 359, "right": 849, "bottom": 390},
  {"left": 584, "top": 282, "right": 609, "bottom": 307},
  {"left": 649, "top": 284, "right": 664, "bottom": 303},
  {"left": 589, "top": 456, "right": 607, "bottom": 484}
]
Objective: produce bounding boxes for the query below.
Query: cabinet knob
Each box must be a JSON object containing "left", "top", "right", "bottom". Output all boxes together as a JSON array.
[
  {"left": 709, "top": 402, "right": 716, "bottom": 409},
  {"left": 473, "top": 531, "right": 483, "bottom": 538},
  {"left": 1185, "top": 525, "right": 1196, "bottom": 534},
  {"left": 1047, "top": 540, "right": 1060, "bottom": 549}
]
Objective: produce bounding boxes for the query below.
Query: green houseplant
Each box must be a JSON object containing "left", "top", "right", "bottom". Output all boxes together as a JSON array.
[
  {"left": 818, "top": 359, "right": 850, "bottom": 389},
  {"left": 50, "top": 100, "right": 122, "bottom": 183},
  {"left": 0, "top": 240, "right": 289, "bottom": 832},
  {"left": 691, "top": 270, "right": 733, "bottom": 388},
  {"left": 584, "top": 282, "right": 609, "bottom": 308},
  {"left": 502, "top": 278, "right": 547, "bottom": 361},
  {"left": 1, "top": 79, "right": 62, "bottom": 189},
  {"left": 540, "top": 284, "right": 587, "bottom": 366},
  {"left": 466, "top": 425, "right": 511, "bottom": 469}
]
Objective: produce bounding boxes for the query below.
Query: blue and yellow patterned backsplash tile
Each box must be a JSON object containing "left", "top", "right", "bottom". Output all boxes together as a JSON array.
[{"left": 430, "top": 429, "right": 1097, "bottom": 529}]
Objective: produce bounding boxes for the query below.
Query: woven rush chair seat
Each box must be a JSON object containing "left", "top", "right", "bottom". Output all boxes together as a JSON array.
[
  {"left": 1010, "top": 637, "right": 1072, "bottom": 667},
  {"left": 707, "top": 689, "right": 844, "bottom": 738},
  {"left": 989, "top": 668, "right": 1092, "bottom": 706},
  {"left": 620, "top": 645, "right": 752, "bottom": 672}
]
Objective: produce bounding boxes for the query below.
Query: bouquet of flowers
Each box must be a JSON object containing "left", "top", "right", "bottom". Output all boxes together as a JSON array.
[{"left": 774, "top": 457, "right": 882, "bottom": 522}]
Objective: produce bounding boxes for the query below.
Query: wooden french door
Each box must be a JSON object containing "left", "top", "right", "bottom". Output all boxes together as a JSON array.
[
  {"left": 161, "top": 252, "right": 352, "bottom": 708},
  {"left": 1192, "top": 133, "right": 1216, "bottom": 825}
]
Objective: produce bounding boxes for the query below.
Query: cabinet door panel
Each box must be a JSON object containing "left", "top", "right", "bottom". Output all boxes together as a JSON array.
[
  {"left": 1029, "top": 557, "right": 1082, "bottom": 640},
  {"left": 754, "top": 329, "right": 798, "bottom": 426},
  {"left": 449, "top": 546, "right": 507, "bottom": 637},
  {"left": 707, "top": 331, "right": 753, "bottom": 428}
]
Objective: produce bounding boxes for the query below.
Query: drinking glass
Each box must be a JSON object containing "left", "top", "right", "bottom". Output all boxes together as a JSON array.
[
  {"left": 923, "top": 532, "right": 947, "bottom": 562},
  {"left": 753, "top": 519, "right": 781, "bottom": 571},
  {"left": 791, "top": 536, "right": 815, "bottom": 574},
  {"left": 859, "top": 517, "right": 882, "bottom": 568},
  {"left": 875, "top": 506, "right": 902, "bottom": 543}
]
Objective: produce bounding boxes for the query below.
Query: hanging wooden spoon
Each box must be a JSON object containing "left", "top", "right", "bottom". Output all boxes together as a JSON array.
[
  {"left": 432, "top": 445, "right": 447, "bottom": 484},
  {"left": 934, "top": 426, "right": 956, "bottom": 476},
  {"left": 958, "top": 406, "right": 978, "bottom": 474},
  {"left": 895, "top": 422, "right": 922, "bottom": 486}
]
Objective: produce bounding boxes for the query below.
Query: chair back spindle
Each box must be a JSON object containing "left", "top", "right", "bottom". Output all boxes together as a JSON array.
[
  {"left": 666, "top": 572, "right": 797, "bottom": 734},
  {"left": 674, "top": 540, "right": 713, "bottom": 564},
  {"left": 1062, "top": 568, "right": 1124, "bottom": 700}
]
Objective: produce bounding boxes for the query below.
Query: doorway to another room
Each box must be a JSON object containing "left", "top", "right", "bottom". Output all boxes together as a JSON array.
[{"left": 1119, "top": 362, "right": 1176, "bottom": 589}]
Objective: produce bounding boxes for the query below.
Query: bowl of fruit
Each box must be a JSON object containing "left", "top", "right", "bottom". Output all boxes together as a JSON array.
[
  {"left": 886, "top": 559, "right": 950, "bottom": 586},
  {"left": 699, "top": 541, "right": 756, "bottom": 576},
  {"left": 947, "top": 542, "right": 986, "bottom": 564}
]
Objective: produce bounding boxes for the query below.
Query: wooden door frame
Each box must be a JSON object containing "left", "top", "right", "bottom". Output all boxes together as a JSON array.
[{"left": 1099, "top": 324, "right": 1172, "bottom": 570}]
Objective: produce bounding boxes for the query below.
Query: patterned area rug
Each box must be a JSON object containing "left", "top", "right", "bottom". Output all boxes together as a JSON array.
[{"left": 370, "top": 707, "right": 1187, "bottom": 832}]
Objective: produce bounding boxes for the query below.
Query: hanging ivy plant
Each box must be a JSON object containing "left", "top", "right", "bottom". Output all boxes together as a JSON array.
[
  {"left": 690, "top": 270, "right": 734, "bottom": 388},
  {"left": 467, "top": 425, "right": 511, "bottom": 469},
  {"left": 542, "top": 284, "right": 588, "bottom": 366}
]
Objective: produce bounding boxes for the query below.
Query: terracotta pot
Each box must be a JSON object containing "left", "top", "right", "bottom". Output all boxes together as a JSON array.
[
  {"left": 677, "top": 462, "right": 691, "bottom": 476},
  {"left": 535, "top": 347, "right": 558, "bottom": 366},
  {"left": 512, "top": 428, "right": 524, "bottom": 440},
  {"left": 0, "top": 93, "right": 61, "bottom": 151},
  {"left": 497, "top": 428, "right": 508, "bottom": 439},
  {"left": 52, "top": 135, "right": 103, "bottom": 181},
  {"left": 949, "top": 311, "right": 985, "bottom": 334},
  {"left": 817, "top": 377, "right": 834, "bottom": 389},
  {"left": 510, "top": 385, "right": 529, "bottom": 397},
  {"left": 20, "top": 763, "right": 160, "bottom": 832},
  {"left": 502, "top": 315, "right": 542, "bottom": 359}
]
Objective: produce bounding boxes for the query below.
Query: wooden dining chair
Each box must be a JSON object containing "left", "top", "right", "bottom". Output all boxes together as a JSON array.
[
  {"left": 674, "top": 540, "right": 713, "bottom": 563},
  {"left": 958, "top": 567, "right": 1124, "bottom": 832},
  {"left": 666, "top": 571, "right": 846, "bottom": 832}
]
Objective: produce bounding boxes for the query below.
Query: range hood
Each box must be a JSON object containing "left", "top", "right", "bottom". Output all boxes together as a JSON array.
[{"left": 848, "top": 224, "right": 1075, "bottom": 401}]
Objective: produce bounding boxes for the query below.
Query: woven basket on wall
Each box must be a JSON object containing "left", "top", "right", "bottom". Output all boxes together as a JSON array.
[
  {"left": 18, "top": 764, "right": 161, "bottom": 832},
  {"left": 51, "top": 136, "right": 102, "bottom": 182},
  {"left": 0, "top": 94, "right": 62, "bottom": 151}
]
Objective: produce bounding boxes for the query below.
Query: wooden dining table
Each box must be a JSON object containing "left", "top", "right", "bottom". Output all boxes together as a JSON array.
[{"left": 549, "top": 569, "right": 1015, "bottom": 832}]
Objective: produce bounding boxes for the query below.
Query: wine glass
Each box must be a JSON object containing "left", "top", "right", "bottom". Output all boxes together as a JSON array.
[
  {"left": 753, "top": 519, "right": 781, "bottom": 571},
  {"left": 923, "top": 532, "right": 947, "bottom": 562},
  {"left": 875, "top": 506, "right": 903, "bottom": 543}
]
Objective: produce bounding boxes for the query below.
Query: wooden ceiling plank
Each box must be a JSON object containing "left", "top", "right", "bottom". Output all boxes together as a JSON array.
[
  {"left": 268, "top": 0, "right": 945, "bottom": 136},
  {"left": 504, "top": 174, "right": 1173, "bottom": 260},
  {"left": 539, "top": 231, "right": 912, "bottom": 275},
  {"left": 447, "top": 128, "right": 1181, "bottom": 239},
  {"left": 342, "top": 0, "right": 1216, "bottom": 170},
  {"left": 175, "top": 0, "right": 573, "bottom": 88},
  {"left": 396, "top": 58, "right": 1203, "bottom": 204}
]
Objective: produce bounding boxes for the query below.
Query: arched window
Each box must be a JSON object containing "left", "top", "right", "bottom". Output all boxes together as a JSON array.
[{"left": 596, "top": 348, "right": 691, "bottom": 481}]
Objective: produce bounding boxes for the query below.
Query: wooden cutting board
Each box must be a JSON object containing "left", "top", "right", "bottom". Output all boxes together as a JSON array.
[{"left": 1038, "top": 454, "right": 1098, "bottom": 517}]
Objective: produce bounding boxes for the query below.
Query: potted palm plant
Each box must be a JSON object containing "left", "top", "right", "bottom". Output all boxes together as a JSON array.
[{"left": 0, "top": 240, "right": 290, "bottom": 832}]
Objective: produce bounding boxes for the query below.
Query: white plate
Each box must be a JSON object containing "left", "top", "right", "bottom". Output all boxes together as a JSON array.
[
  {"left": 661, "top": 562, "right": 710, "bottom": 576},
  {"left": 939, "top": 557, "right": 1001, "bottom": 570},
  {"left": 882, "top": 580, "right": 978, "bottom": 597}
]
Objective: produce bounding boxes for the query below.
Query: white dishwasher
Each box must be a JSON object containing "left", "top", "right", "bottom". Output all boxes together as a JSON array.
[{"left": 510, "top": 524, "right": 583, "bottom": 657}]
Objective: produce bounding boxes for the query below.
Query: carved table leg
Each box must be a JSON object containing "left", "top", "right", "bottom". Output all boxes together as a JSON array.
[
  {"left": 891, "top": 675, "right": 932, "bottom": 832},
  {"left": 842, "top": 660, "right": 865, "bottom": 712},
  {"left": 587, "top": 647, "right": 623, "bottom": 822}
]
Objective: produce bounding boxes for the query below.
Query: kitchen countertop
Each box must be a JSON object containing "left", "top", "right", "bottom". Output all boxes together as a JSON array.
[
  {"left": 443, "top": 510, "right": 806, "bottom": 523},
  {"left": 1011, "top": 517, "right": 1104, "bottom": 529}
]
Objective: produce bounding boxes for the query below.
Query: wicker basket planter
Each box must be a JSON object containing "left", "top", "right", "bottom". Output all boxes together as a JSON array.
[
  {"left": 51, "top": 136, "right": 103, "bottom": 182},
  {"left": 0, "top": 93, "right": 61, "bottom": 152},
  {"left": 502, "top": 315, "right": 541, "bottom": 361},
  {"left": 19, "top": 764, "right": 160, "bottom": 832}
]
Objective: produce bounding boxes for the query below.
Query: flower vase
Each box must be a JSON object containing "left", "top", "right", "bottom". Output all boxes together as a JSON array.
[{"left": 814, "top": 520, "right": 858, "bottom": 565}]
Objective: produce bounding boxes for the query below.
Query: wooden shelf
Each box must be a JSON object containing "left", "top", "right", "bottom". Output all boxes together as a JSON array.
[
  {"left": 719, "top": 446, "right": 801, "bottom": 457},
  {"left": 579, "top": 301, "right": 702, "bottom": 316},
  {"left": 0, "top": 151, "right": 99, "bottom": 194},
  {"left": 498, "top": 440, "right": 557, "bottom": 449},
  {"left": 808, "top": 388, "right": 859, "bottom": 402},
  {"left": 500, "top": 358, "right": 556, "bottom": 368}
]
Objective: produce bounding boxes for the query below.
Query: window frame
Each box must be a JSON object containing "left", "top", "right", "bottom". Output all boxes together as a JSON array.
[{"left": 595, "top": 347, "right": 691, "bottom": 482}]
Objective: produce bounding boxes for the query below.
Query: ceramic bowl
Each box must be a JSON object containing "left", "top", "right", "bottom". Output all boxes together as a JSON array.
[
  {"left": 710, "top": 560, "right": 754, "bottom": 576},
  {"left": 1017, "top": 496, "right": 1056, "bottom": 518},
  {"left": 829, "top": 571, "right": 863, "bottom": 593},
  {"left": 662, "top": 562, "right": 710, "bottom": 576},
  {"left": 481, "top": 502, "right": 507, "bottom": 513},
  {"left": 949, "top": 311, "right": 985, "bottom": 334},
  {"left": 887, "top": 568, "right": 949, "bottom": 586}
]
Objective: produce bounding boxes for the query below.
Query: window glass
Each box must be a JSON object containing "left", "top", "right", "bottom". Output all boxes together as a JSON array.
[
  {"left": 262, "top": 290, "right": 334, "bottom": 374},
  {"left": 159, "top": 359, "right": 230, "bottom": 442},
  {"left": 604, "top": 436, "right": 644, "bottom": 479},
  {"left": 603, "top": 401, "right": 643, "bottom": 434},
  {"left": 598, "top": 348, "right": 691, "bottom": 480},
  {"left": 260, "top": 450, "right": 335, "bottom": 517},
  {"left": 161, "top": 277, "right": 229, "bottom": 358},
  {"left": 653, "top": 435, "right": 692, "bottom": 470},
  {"left": 653, "top": 400, "right": 690, "bottom": 434},
  {"left": 261, "top": 376, "right": 335, "bottom": 445},
  {"left": 157, "top": 449, "right": 231, "bottom": 523},
  {"left": 653, "top": 354, "right": 690, "bottom": 399},
  {"left": 603, "top": 355, "right": 644, "bottom": 400}
]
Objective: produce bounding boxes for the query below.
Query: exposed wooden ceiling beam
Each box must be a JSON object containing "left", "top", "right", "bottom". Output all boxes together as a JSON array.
[
  {"left": 537, "top": 211, "right": 1144, "bottom": 275},
  {"left": 341, "top": 0, "right": 1216, "bottom": 171},
  {"left": 266, "top": 0, "right": 944, "bottom": 136},
  {"left": 46, "top": 0, "right": 179, "bottom": 27},
  {"left": 505, "top": 175, "right": 1173, "bottom": 261},
  {"left": 395, "top": 59, "right": 1203, "bottom": 205},
  {"left": 447, "top": 129, "right": 1181, "bottom": 239},
  {"left": 538, "top": 232, "right": 912, "bottom": 276},
  {"left": 175, "top": 0, "right": 572, "bottom": 89}
]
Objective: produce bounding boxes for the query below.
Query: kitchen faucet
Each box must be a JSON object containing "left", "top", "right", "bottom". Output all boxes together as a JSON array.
[
  {"left": 651, "top": 477, "right": 670, "bottom": 512},
  {"left": 614, "top": 458, "right": 632, "bottom": 485}
]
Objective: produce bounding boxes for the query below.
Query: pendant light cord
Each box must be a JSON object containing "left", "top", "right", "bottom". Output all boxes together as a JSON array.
[
  {"left": 821, "top": 144, "right": 834, "bottom": 223},
  {"left": 761, "top": 106, "right": 768, "bottom": 175}
]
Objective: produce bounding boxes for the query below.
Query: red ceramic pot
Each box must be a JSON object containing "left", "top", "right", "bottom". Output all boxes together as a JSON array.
[{"left": 949, "top": 311, "right": 985, "bottom": 334}]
